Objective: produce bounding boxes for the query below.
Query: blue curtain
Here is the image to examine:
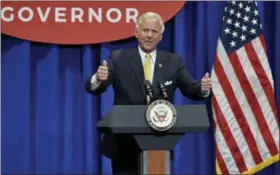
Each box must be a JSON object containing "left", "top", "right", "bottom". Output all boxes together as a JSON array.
[{"left": 2, "top": 1, "right": 279, "bottom": 174}]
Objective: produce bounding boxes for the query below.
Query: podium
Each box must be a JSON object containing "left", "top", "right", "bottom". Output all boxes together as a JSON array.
[{"left": 97, "top": 104, "right": 209, "bottom": 174}]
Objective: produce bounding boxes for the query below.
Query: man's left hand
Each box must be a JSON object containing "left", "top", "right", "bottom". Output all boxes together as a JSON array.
[{"left": 201, "top": 72, "right": 212, "bottom": 91}]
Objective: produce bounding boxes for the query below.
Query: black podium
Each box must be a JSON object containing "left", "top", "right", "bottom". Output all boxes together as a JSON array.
[{"left": 97, "top": 105, "right": 210, "bottom": 174}]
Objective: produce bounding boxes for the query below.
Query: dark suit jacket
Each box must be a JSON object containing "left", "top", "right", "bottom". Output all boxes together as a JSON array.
[{"left": 85, "top": 48, "right": 207, "bottom": 159}]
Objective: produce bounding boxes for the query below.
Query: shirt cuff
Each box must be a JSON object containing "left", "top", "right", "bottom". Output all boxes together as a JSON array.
[
  {"left": 201, "top": 89, "right": 210, "bottom": 97},
  {"left": 90, "top": 73, "right": 101, "bottom": 89}
]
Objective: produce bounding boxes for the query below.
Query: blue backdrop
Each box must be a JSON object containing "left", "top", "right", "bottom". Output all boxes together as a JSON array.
[{"left": 2, "top": 1, "right": 279, "bottom": 174}]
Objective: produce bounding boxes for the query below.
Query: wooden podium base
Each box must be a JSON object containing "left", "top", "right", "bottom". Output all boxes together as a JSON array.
[{"left": 139, "top": 150, "right": 170, "bottom": 174}]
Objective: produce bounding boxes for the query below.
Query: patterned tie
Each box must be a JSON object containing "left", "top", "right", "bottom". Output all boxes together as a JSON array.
[{"left": 144, "top": 54, "right": 151, "bottom": 81}]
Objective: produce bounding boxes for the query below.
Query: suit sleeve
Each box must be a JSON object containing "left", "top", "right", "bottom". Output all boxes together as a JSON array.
[
  {"left": 175, "top": 57, "right": 206, "bottom": 100},
  {"left": 85, "top": 54, "right": 115, "bottom": 95}
]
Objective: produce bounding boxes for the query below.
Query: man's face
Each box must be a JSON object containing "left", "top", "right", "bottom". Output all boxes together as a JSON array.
[{"left": 136, "top": 19, "right": 162, "bottom": 53}]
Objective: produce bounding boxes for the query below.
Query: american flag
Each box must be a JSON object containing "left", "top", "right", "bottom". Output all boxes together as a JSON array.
[{"left": 211, "top": 1, "right": 280, "bottom": 174}]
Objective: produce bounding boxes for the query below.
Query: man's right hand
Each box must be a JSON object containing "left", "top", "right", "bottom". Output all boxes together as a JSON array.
[{"left": 97, "top": 60, "right": 108, "bottom": 81}]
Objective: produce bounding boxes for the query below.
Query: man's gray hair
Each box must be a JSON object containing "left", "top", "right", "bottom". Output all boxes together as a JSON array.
[{"left": 135, "top": 12, "right": 165, "bottom": 34}]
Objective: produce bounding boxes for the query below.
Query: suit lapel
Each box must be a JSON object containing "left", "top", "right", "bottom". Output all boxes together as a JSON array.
[
  {"left": 127, "top": 48, "right": 146, "bottom": 100},
  {"left": 152, "top": 51, "right": 167, "bottom": 92},
  {"left": 127, "top": 49, "right": 167, "bottom": 101}
]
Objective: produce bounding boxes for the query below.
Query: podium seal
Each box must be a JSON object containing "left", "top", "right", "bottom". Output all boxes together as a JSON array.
[{"left": 146, "top": 99, "right": 177, "bottom": 132}]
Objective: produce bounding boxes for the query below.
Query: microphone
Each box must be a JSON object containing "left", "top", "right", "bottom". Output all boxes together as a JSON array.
[
  {"left": 144, "top": 80, "right": 155, "bottom": 104},
  {"left": 159, "top": 80, "right": 168, "bottom": 100}
]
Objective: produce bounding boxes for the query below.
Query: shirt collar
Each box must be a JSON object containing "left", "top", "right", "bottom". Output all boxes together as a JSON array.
[{"left": 138, "top": 45, "right": 157, "bottom": 64}]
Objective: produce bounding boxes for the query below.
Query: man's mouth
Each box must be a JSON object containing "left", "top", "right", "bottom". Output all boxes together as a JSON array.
[{"left": 145, "top": 41, "right": 153, "bottom": 44}]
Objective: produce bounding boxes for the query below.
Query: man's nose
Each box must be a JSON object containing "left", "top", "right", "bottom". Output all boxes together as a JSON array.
[{"left": 147, "top": 31, "right": 153, "bottom": 37}]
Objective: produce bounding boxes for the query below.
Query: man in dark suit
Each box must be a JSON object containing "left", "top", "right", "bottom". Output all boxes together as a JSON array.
[{"left": 85, "top": 12, "right": 212, "bottom": 174}]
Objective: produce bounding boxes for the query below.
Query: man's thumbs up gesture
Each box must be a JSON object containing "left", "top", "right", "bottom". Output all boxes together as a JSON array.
[
  {"left": 201, "top": 72, "right": 212, "bottom": 91},
  {"left": 97, "top": 60, "right": 108, "bottom": 81}
]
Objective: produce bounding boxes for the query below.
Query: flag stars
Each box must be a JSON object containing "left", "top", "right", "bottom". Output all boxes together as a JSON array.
[
  {"left": 253, "top": 9, "right": 259, "bottom": 16},
  {"left": 234, "top": 21, "right": 240, "bottom": 28},
  {"left": 236, "top": 12, "right": 242, "bottom": 18},
  {"left": 226, "top": 18, "right": 233, "bottom": 24},
  {"left": 230, "top": 41, "right": 236, "bottom": 47},
  {"left": 229, "top": 9, "right": 235, "bottom": 15},
  {"left": 240, "top": 34, "right": 246, "bottom": 41},
  {"left": 241, "top": 25, "right": 247, "bottom": 32},
  {"left": 221, "top": 1, "right": 262, "bottom": 52},
  {"left": 232, "top": 31, "right": 238, "bottom": 38},
  {"left": 251, "top": 18, "right": 258, "bottom": 25},
  {"left": 250, "top": 28, "right": 256, "bottom": 34},
  {"left": 243, "top": 15, "right": 249, "bottom": 22},
  {"left": 224, "top": 28, "right": 231, "bottom": 34},
  {"left": 245, "top": 6, "right": 251, "bottom": 13},
  {"left": 238, "top": 2, "right": 243, "bottom": 9}
]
